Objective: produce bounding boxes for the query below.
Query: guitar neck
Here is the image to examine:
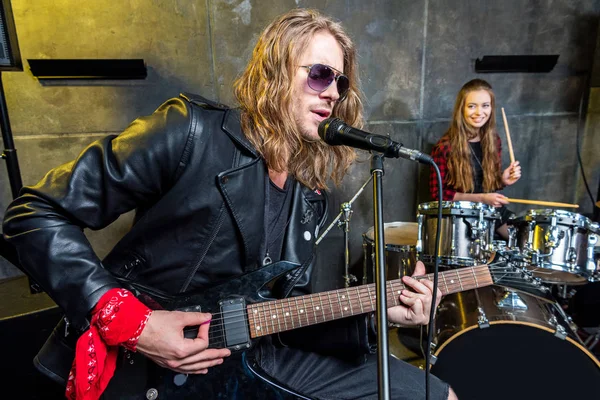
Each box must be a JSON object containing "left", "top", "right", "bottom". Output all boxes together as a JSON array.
[{"left": 247, "top": 264, "right": 493, "bottom": 338}]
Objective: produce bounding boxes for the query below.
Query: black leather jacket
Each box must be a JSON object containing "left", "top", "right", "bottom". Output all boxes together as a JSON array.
[{"left": 3, "top": 93, "right": 371, "bottom": 364}]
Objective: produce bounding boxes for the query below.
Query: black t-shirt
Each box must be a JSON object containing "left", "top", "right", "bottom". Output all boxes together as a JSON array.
[
  {"left": 259, "top": 176, "right": 294, "bottom": 266},
  {"left": 469, "top": 141, "right": 484, "bottom": 193},
  {"left": 469, "top": 141, "right": 513, "bottom": 226}
]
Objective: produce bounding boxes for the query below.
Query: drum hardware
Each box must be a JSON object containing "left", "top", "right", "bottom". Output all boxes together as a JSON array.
[
  {"left": 315, "top": 175, "right": 373, "bottom": 288},
  {"left": 508, "top": 209, "right": 600, "bottom": 285},
  {"left": 584, "top": 328, "right": 600, "bottom": 351},
  {"left": 415, "top": 214, "right": 423, "bottom": 253},
  {"left": 417, "top": 201, "right": 500, "bottom": 267},
  {"left": 552, "top": 318, "right": 568, "bottom": 340},
  {"left": 495, "top": 290, "right": 527, "bottom": 310},
  {"left": 587, "top": 234, "right": 598, "bottom": 281},
  {"left": 339, "top": 202, "right": 357, "bottom": 288},
  {"left": 476, "top": 306, "right": 490, "bottom": 328}
]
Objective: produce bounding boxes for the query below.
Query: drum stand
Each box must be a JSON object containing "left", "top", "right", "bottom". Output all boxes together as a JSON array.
[
  {"left": 316, "top": 175, "right": 373, "bottom": 288},
  {"left": 584, "top": 327, "right": 600, "bottom": 352}
]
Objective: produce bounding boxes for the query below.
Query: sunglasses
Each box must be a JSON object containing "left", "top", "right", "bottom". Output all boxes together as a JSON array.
[{"left": 300, "top": 64, "right": 350, "bottom": 102}]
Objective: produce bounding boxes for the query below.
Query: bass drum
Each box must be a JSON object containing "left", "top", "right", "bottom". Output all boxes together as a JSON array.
[{"left": 430, "top": 285, "right": 600, "bottom": 400}]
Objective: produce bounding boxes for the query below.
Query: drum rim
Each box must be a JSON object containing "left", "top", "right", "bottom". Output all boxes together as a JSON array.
[
  {"left": 418, "top": 201, "right": 494, "bottom": 211},
  {"left": 363, "top": 221, "right": 419, "bottom": 243},
  {"left": 432, "top": 320, "right": 600, "bottom": 369},
  {"left": 510, "top": 209, "right": 597, "bottom": 231},
  {"left": 417, "top": 201, "right": 500, "bottom": 218}
]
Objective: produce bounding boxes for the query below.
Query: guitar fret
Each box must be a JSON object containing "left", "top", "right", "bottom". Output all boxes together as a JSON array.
[
  {"left": 310, "top": 295, "right": 318, "bottom": 323},
  {"left": 302, "top": 296, "right": 310, "bottom": 326},
  {"left": 269, "top": 302, "right": 276, "bottom": 334},
  {"left": 286, "top": 298, "right": 295, "bottom": 329},
  {"left": 344, "top": 289, "right": 352, "bottom": 315},
  {"left": 281, "top": 300, "right": 289, "bottom": 332},
  {"left": 471, "top": 267, "right": 478, "bottom": 287},
  {"left": 387, "top": 281, "right": 397, "bottom": 306},
  {"left": 366, "top": 285, "right": 375, "bottom": 312},
  {"left": 356, "top": 287, "right": 364, "bottom": 313},
  {"left": 318, "top": 293, "right": 326, "bottom": 321},
  {"left": 441, "top": 273, "right": 448, "bottom": 294},
  {"left": 326, "top": 291, "right": 335, "bottom": 322},
  {"left": 248, "top": 305, "right": 256, "bottom": 336},
  {"left": 293, "top": 297, "right": 301, "bottom": 327},
  {"left": 256, "top": 304, "right": 265, "bottom": 335},
  {"left": 396, "top": 281, "right": 403, "bottom": 306},
  {"left": 457, "top": 270, "right": 463, "bottom": 291},
  {"left": 274, "top": 302, "right": 282, "bottom": 333},
  {"left": 336, "top": 290, "right": 344, "bottom": 318}
]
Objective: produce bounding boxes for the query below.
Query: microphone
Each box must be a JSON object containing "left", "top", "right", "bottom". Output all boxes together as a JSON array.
[{"left": 318, "top": 118, "right": 433, "bottom": 164}]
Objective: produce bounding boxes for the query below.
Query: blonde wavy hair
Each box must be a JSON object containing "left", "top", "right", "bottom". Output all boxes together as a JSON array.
[
  {"left": 446, "top": 79, "right": 503, "bottom": 193},
  {"left": 233, "top": 8, "right": 363, "bottom": 190}
]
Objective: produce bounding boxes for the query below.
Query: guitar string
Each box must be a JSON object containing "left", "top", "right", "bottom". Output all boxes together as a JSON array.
[
  {"left": 194, "top": 262, "right": 525, "bottom": 329},
  {"left": 202, "top": 269, "right": 494, "bottom": 341},
  {"left": 203, "top": 275, "right": 533, "bottom": 345},
  {"left": 197, "top": 265, "right": 506, "bottom": 326},
  {"left": 190, "top": 264, "right": 531, "bottom": 343},
  {"left": 204, "top": 280, "right": 529, "bottom": 344}
]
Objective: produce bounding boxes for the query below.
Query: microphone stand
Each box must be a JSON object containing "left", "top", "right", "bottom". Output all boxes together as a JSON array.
[
  {"left": 371, "top": 153, "right": 390, "bottom": 400},
  {"left": 316, "top": 175, "right": 373, "bottom": 287}
]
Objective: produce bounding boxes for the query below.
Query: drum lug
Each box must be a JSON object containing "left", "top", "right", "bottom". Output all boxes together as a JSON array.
[
  {"left": 554, "top": 324, "right": 568, "bottom": 340},
  {"left": 507, "top": 225, "right": 517, "bottom": 248},
  {"left": 429, "top": 353, "right": 438, "bottom": 365},
  {"left": 477, "top": 306, "right": 490, "bottom": 328},
  {"left": 586, "top": 235, "right": 598, "bottom": 276},
  {"left": 548, "top": 315, "right": 568, "bottom": 340},
  {"left": 544, "top": 217, "right": 563, "bottom": 250}
]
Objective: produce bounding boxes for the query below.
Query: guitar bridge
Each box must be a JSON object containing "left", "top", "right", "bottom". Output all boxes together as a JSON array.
[{"left": 219, "top": 297, "right": 251, "bottom": 351}]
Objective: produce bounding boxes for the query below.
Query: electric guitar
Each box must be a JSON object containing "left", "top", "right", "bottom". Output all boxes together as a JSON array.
[{"left": 120, "top": 260, "right": 495, "bottom": 352}]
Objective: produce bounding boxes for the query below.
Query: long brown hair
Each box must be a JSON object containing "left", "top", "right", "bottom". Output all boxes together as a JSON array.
[
  {"left": 233, "top": 8, "right": 363, "bottom": 190},
  {"left": 446, "top": 79, "right": 503, "bottom": 193}
]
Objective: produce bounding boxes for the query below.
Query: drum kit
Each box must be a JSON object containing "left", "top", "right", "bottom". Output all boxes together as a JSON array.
[{"left": 359, "top": 201, "right": 600, "bottom": 399}]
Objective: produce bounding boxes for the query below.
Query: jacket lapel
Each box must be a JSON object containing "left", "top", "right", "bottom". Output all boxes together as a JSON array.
[{"left": 218, "top": 109, "right": 266, "bottom": 267}]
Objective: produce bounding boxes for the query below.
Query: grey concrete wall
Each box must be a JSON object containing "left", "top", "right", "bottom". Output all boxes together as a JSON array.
[{"left": 0, "top": 0, "right": 599, "bottom": 290}]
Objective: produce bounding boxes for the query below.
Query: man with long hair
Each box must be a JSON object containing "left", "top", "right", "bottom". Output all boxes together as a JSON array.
[{"left": 4, "top": 8, "right": 455, "bottom": 400}]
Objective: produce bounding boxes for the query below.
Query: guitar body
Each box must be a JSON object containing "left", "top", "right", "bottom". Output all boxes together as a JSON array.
[
  {"left": 105, "top": 348, "right": 296, "bottom": 400},
  {"left": 107, "top": 261, "right": 304, "bottom": 399}
]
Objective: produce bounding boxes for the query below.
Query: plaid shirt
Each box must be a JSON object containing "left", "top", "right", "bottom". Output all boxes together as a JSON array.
[{"left": 430, "top": 134, "right": 502, "bottom": 201}]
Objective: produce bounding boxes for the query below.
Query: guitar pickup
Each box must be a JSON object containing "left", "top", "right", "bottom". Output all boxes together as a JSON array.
[{"left": 219, "top": 297, "right": 251, "bottom": 351}]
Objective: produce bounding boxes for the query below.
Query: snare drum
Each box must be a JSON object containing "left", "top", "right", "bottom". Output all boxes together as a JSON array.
[
  {"left": 430, "top": 285, "right": 600, "bottom": 399},
  {"left": 508, "top": 209, "right": 600, "bottom": 284},
  {"left": 417, "top": 201, "right": 500, "bottom": 267},
  {"left": 362, "top": 222, "right": 418, "bottom": 284}
]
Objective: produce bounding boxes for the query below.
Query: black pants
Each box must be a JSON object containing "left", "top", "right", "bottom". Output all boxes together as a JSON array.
[
  {"left": 100, "top": 338, "right": 450, "bottom": 400},
  {"left": 253, "top": 337, "right": 450, "bottom": 400}
]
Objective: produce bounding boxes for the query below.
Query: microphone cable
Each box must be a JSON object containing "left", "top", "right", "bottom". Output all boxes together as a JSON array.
[{"left": 424, "top": 160, "right": 443, "bottom": 400}]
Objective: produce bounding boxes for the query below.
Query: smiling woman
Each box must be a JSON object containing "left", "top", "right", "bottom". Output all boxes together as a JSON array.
[{"left": 429, "top": 79, "right": 522, "bottom": 240}]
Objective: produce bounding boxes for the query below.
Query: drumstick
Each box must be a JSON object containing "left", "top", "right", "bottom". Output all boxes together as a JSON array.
[
  {"left": 506, "top": 198, "right": 579, "bottom": 208},
  {"left": 501, "top": 107, "right": 516, "bottom": 164}
]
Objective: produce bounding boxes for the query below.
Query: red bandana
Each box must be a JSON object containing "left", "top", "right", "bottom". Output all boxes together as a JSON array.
[{"left": 65, "top": 288, "right": 152, "bottom": 400}]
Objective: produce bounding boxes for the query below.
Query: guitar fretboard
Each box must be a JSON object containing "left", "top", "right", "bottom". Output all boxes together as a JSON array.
[{"left": 247, "top": 265, "right": 492, "bottom": 338}]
